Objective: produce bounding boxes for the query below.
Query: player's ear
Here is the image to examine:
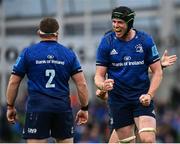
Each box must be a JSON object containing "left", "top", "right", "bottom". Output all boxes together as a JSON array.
[
  {"left": 37, "top": 29, "right": 40, "bottom": 35},
  {"left": 54, "top": 32, "right": 58, "bottom": 37}
]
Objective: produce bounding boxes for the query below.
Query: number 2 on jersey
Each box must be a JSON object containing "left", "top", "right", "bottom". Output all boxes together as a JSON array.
[{"left": 45, "top": 69, "right": 55, "bottom": 88}]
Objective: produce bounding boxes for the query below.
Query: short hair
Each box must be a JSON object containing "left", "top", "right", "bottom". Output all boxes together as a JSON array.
[{"left": 39, "top": 17, "right": 59, "bottom": 34}]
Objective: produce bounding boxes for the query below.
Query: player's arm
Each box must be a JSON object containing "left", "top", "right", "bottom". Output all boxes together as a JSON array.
[
  {"left": 95, "top": 66, "right": 108, "bottom": 100},
  {"left": 94, "top": 66, "right": 114, "bottom": 91},
  {"left": 94, "top": 66, "right": 107, "bottom": 100},
  {"left": 72, "top": 72, "right": 88, "bottom": 107},
  {"left": 72, "top": 72, "right": 89, "bottom": 125},
  {"left": 148, "top": 60, "right": 163, "bottom": 96},
  {"left": 140, "top": 60, "right": 163, "bottom": 106},
  {"left": 94, "top": 66, "right": 114, "bottom": 100},
  {"left": 6, "top": 74, "right": 23, "bottom": 123}
]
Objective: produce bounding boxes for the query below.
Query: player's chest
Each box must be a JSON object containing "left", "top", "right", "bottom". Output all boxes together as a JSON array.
[{"left": 109, "top": 42, "right": 145, "bottom": 62}]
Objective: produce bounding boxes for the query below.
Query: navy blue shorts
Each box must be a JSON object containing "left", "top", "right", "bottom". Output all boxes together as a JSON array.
[
  {"left": 109, "top": 100, "right": 155, "bottom": 130},
  {"left": 22, "top": 112, "right": 74, "bottom": 139}
]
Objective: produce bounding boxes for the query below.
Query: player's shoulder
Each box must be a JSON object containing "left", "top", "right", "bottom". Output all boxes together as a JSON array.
[
  {"left": 104, "top": 29, "right": 113, "bottom": 35},
  {"left": 26, "top": 42, "right": 40, "bottom": 50},
  {"left": 136, "top": 29, "right": 150, "bottom": 37},
  {"left": 59, "top": 43, "right": 75, "bottom": 53},
  {"left": 102, "top": 30, "right": 115, "bottom": 44},
  {"left": 21, "top": 45, "right": 32, "bottom": 54},
  {"left": 57, "top": 43, "right": 77, "bottom": 58},
  {"left": 135, "top": 29, "right": 153, "bottom": 44},
  {"left": 136, "top": 29, "right": 152, "bottom": 40},
  {"left": 135, "top": 30, "right": 155, "bottom": 50},
  {"left": 21, "top": 42, "right": 41, "bottom": 55},
  {"left": 103, "top": 29, "right": 114, "bottom": 38}
]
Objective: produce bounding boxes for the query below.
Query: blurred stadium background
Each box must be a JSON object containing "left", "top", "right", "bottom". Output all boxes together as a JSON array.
[{"left": 0, "top": 0, "right": 180, "bottom": 143}]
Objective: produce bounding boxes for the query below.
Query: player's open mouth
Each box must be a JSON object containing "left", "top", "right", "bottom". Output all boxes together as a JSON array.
[{"left": 113, "top": 27, "right": 122, "bottom": 33}]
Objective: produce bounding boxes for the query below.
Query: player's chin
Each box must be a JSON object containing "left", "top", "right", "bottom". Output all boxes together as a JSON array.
[{"left": 115, "top": 32, "right": 124, "bottom": 38}]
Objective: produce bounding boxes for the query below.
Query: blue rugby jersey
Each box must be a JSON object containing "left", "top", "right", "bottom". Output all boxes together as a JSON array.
[
  {"left": 12, "top": 41, "right": 82, "bottom": 112},
  {"left": 96, "top": 30, "right": 160, "bottom": 103}
]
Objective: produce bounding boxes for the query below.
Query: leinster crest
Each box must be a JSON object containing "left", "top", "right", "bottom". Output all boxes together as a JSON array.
[{"left": 135, "top": 44, "right": 143, "bottom": 53}]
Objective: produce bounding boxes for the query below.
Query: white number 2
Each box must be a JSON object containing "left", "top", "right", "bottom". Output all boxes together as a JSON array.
[{"left": 45, "top": 69, "right": 55, "bottom": 88}]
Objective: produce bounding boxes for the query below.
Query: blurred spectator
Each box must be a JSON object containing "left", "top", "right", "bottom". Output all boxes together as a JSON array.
[{"left": 0, "top": 104, "right": 13, "bottom": 142}]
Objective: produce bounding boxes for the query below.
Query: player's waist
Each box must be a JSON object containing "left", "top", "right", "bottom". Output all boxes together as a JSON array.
[
  {"left": 26, "top": 95, "right": 72, "bottom": 112},
  {"left": 109, "top": 85, "right": 149, "bottom": 100}
]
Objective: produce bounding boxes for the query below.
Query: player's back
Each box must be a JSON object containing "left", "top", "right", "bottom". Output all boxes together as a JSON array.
[{"left": 22, "top": 41, "right": 81, "bottom": 112}]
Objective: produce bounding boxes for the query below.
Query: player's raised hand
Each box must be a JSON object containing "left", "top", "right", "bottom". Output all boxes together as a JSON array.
[
  {"left": 6, "top": 107, "right": 17, "bottom": 124},
  {"left": 75, "top": 110, "right": 88, "bottom": 125},
  {"left": 161, "top": 50, "right": 177, "bottom": 67}
]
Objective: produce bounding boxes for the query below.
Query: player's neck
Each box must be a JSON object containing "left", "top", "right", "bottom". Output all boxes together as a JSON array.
[
  {"left": 41, "top": 37, "right": 58, "bottom": 41},
  {"left": 121, "top": 29, "right": 136, "bottom": 41}
]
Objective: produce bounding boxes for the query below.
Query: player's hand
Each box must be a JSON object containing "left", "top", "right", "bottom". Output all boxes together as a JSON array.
[
  {"left": 75, "top": 110, "right": 88, "bottom": 125},
  {"left": 96, "top": 89, "right": 108, "bottom": 101},
  {"left": 161, "top": 50, "right": 177, "bottom": 67},
  {"left": 6, "top": 107, "right": 17, "bottom": 124},
  {"left": 139, "top": 94, "right": 152, "bottom": 107},
  {"left": 102, "top": 79, "right": 114, "bottom": 91}
]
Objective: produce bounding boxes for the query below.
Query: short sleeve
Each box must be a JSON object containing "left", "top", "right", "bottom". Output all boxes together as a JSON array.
[
  {"left": 12, "top": 48, "right": 28, "bottom": 77},
  {"left": 144, "top": 36, "right": 160, "bottom": 65},
  {"left": 71, "top": 52, "right": 82, "bottom": 76},
  {"left": 96, "top": 36, "right": 111, "bottom": 67}
]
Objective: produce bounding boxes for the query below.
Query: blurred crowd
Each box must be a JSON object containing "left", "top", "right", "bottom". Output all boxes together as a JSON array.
[{"left": 0, "top": 90, "right": 180, "bottom": 143}]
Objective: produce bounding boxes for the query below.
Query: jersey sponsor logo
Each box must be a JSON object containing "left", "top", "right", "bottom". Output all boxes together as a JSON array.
[
  {"left": 71, "top": 127, "right": 74, "bottom": 134},
  {"left": 28, "top": 128, "right": 37, "bottom": 134},
  {"left": 151, "top": 45, "right": 159, "bottom": 56},
  {"left": 47, "top": 55, "right": 54, "bottom": 59},
  {"left": 110, "top": 117, "right": 113, "bottom": 125},
  {"left": 110, "top": 49, "right": 118, "bottom": 55},
  {"left": 36, "top": 60, "right": 65, "bottom": 65},
  {"left": 124, "top": 56, "right": 131, "bottom": 61},
  {"left": 14, "top": 56, "right": 21, "bottom": 66},
  {"left": 112, "top": 60, "right": 144, "bottom": 67},
  {"left": 135, "top": 44, "right": 143, "bottom": 53}
]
